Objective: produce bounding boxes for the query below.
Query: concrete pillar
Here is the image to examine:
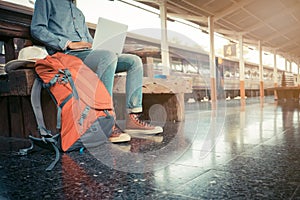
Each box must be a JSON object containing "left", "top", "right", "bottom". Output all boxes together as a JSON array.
[
  {"left": 208, "top": 16, "right": 217, "bottom": 101},
  {"left": 273, "top": 51, "right": 278, "bottom": 87},
  {"left": 159, "top": 0, "right": 170, "bottom": 75},
  {"left": 258, "top": 41, "right": 264, "bottom": 98},
  {"left": 296, "top": 60, "right": 300, "bottom": 86},
  {"left": 239, "top": 35, "right": 245, "bottom": 99},
  {"left": 273, "top": 50, "right": 278, "bottom": 101}
]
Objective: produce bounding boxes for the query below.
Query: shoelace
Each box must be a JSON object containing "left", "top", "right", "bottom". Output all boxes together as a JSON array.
[
  {"left": 131, "top": 114, "right": 152, "bottom": 127},
  {"left": 111, "top": 123, "right": 124, "bottom": 136}
]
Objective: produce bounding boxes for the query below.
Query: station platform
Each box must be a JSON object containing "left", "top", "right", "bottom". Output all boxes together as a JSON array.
[{"left": 0, "top": 96, "right": 299, "bottom": 199}]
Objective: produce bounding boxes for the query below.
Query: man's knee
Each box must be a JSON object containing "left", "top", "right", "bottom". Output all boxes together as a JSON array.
[
  {"left": 130, "top": 54, "right": 142, "bottom": 64},
  {"left": 84, "top": 50, "right": 117, "bottom": 70},
  {"left": 91, "top": 50, "right": 118, "bottom": 60},
  {"left": 127, "top": 54, "right": 143, "bottom": 70}
]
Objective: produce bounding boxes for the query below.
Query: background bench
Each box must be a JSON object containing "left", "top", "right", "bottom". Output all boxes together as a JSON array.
[{"left": 274, "top": 72, "right": 300, "bottom": 101}]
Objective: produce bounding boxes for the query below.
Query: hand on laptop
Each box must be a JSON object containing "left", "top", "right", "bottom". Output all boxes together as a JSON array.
[{"left": 68, "top": 41, "right": 92, "bottom": 50}]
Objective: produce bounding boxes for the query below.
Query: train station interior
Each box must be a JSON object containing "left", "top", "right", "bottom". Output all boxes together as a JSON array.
[{"left": 1, "top": 0, "right": 300, "bottom": 199}]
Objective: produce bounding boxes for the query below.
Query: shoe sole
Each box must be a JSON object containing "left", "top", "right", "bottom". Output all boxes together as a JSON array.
[
  {"left": 129, "top": 134, "right": 163, "bottom": 142},
  {"left": 124, "top": 126, "right": 163, "bottom": 135},
  {"left": 109, "top": 133, "right": 131, "bottom": 143}
]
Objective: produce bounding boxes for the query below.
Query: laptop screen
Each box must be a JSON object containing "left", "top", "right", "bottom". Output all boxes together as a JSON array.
[{"left": 92, "top": 17, "right": 128, "bottom": 55}]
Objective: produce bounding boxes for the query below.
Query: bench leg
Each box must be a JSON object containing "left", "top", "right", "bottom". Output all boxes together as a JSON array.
[
  {"left": 113, "top": 93, "right": 185, "bottom": 122},
  {"left": 142, "top": 93, "right": 185, "bottom": 122}
]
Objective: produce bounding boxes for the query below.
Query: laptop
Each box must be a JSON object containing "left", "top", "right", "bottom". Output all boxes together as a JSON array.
[
  {"left": 69, "top": 17, "right": 128, "bottom": 54},
  {"left": 92, "top": 17, "right": 128, "bottom": 55}
]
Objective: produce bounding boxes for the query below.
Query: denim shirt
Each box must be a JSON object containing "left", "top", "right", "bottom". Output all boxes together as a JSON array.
[{"left": 31, "top": 0, "right": 93, "bottom": 55}]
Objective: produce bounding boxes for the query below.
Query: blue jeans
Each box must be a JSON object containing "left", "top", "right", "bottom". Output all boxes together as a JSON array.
[{"left": 66, "top": 49, "right": 143, "bottom": 113}]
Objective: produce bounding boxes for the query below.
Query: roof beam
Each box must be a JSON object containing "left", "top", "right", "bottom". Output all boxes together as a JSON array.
[
  {"left": 180, "top": 0, "right": 214, "bottom": 16},
  {"left": 135, "top": 0, "right": 159, "bottom": 3},
  {"left": 167, "top": 13, "right": 207, "bottom": 23},
  {"left": 264, "top": 26, "right": 300, "bottom": 43},
  {"left": 214, "top": 0, "right": 256, "bottom": 20},
  {"left": 166, "top": 1, "right": 206, "bottom": 18},
  {"left": 276, "top": 39, "right": 300, "bottom": 51},
  {"left": 242, "top": 2, "right": 300, "bottom": 34}
]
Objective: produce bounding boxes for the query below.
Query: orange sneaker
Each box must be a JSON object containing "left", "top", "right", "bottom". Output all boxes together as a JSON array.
[
  {"left": 109, "top": 124, "right": 131, "bottom": 143},
  {"left": 125, "top": 113, "right": 163, "bottom": 135}
]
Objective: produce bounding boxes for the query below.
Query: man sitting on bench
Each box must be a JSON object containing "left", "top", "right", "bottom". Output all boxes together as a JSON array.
[{"left": 30, "top": 0, "right": 163, "bottom": 143}]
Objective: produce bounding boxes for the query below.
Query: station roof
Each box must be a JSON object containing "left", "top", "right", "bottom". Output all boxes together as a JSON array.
[{"left": 135, "top": 0, "right": 300, "bottom": 63}]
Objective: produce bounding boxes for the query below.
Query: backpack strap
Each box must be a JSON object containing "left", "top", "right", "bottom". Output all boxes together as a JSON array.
[
  {"left": 31, "top": 78, "right": 52, "bottom": 137},
  {"left": 56, "top": 93, "right": 73, "bottom": 129},
  {"left": 21, "top": 135, "right": 61, "bottom": 171},
  {"left": 19, "top": 80, "right": 61, "bottom": 171},
  {"left": 64, "top": 69, "right": 79, "bottom": 100},
  {"left": 41, "top": 69, "right": 79, "bottom": 130},
  {"left": 43, "top": 137, "right": 60, "bottom": 171}
]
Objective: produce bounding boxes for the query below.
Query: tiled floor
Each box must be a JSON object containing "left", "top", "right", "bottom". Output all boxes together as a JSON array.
[{"left": 0, "top": 97, "right": 300, "bottom": 199}]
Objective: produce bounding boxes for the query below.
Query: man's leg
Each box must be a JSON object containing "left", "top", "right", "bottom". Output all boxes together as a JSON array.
[
  {"left": 116, "top": 54, "right": 143, "bottom": 113},
  {"left": 116, "top": 54, "right": 163, "bottom": 134}
]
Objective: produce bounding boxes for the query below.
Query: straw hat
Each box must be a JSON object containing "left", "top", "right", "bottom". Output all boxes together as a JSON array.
[{"left": 5, "top": 46, "right": 48, "bottom": 73}]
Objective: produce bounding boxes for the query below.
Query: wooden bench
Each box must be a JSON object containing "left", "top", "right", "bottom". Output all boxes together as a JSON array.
[
  {"left": 0, "top": 68, "right": 191, "bottom": 138},
  {"left": 273, "top": 72, "right": 300, "bottom": 101},
  {"left": 0, "top": 69, "right": 56, "bottom": 138}
]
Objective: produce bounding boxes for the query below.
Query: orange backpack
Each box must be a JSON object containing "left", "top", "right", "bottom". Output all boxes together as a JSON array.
[{"left": 20, "top": 52, "right": 115, "bottom": 170}]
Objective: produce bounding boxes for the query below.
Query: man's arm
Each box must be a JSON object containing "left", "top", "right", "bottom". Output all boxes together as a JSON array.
[{"left": 31, "top": 0, "right": 71, "bottom": 51}]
